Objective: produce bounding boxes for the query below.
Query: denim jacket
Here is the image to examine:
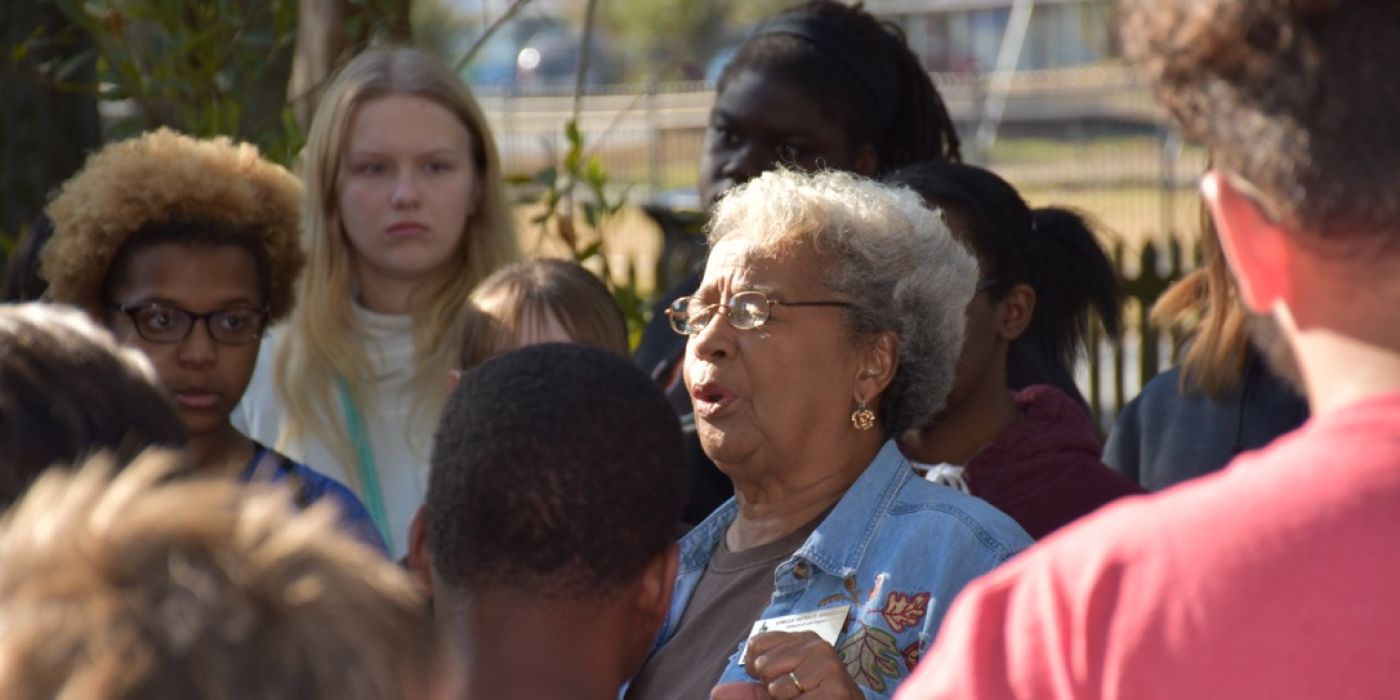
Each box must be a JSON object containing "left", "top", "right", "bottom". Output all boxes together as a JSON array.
[{"left": 638, "top": 441, "right": 1032, "bottom": 699}]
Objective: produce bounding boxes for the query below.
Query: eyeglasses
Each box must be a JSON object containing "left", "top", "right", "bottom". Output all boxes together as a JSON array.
[
  {"left": 113, "top": 302, "right": 269, "bottom": 345},
  {"left": 976, "top": 278, "right": 1002, "bottom": 293},
  {"left": 665, "top": 291, "right": 852, "bottom": 336}
]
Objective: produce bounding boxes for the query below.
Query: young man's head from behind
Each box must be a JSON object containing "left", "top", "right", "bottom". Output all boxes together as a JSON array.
[
  {"left": 0, "top": 302, "right": 185, "bottom": 508},
  {"left": 420, "top": 343, "right": 687, "bottom": 689},
  {"left": 1118, "top": 1, "right": 1400, "bottom": 393},
  {"left": 0, "top": 450, "right": 437, "bottom": 699}
]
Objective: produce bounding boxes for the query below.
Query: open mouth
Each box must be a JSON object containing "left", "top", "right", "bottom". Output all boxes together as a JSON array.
[{"left": 691, "top": 381, "right": 737, "bottom": 418}]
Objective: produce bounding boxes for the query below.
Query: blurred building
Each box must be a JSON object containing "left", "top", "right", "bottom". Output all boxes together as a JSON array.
[{"left": 865, "top": 0, "right": 1114, "bottom": 72}]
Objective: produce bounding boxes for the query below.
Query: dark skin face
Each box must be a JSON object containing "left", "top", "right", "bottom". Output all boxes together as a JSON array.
[
  {"left": 698, "top": 67, "right": 878, "bottom": 208},
  {"left": 899, "top": 211, "right": 1037, "bottom": 466},
  {"left": 107, "top": 243, "right": 264, "bottom": 473}
]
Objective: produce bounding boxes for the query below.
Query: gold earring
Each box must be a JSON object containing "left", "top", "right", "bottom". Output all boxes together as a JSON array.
[{"left": 851, "top": 402, "right": 876, "bottom": 431}]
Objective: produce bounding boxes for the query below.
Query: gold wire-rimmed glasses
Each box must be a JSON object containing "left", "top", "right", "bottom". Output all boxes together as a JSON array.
[{"left": 665, "top": 290, "right": 852, "bottom": 336}]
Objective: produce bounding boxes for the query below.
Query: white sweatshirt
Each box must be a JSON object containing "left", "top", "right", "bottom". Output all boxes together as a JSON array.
[{"left": 237, "top": 304, "right": 433, "bottom": 559}]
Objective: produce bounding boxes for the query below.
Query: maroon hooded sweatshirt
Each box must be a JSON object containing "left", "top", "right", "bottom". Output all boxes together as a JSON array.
[{"left": 961, "top": 384, "right": 1144, "bottom": 539}]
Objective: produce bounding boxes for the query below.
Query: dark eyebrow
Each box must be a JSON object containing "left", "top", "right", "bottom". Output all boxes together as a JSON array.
[{"left": 125, "top": 295, "right": 263, "bottom": 310}]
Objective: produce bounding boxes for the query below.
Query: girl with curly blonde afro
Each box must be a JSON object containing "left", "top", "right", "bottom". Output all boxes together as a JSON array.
[{"left": 42, "top": 127, "right": 385, "bottom": 552}]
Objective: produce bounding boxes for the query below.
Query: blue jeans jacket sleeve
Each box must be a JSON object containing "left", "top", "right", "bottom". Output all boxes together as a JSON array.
[{"left": 634, "top": 441, "right": 1033, "bottom": 699}]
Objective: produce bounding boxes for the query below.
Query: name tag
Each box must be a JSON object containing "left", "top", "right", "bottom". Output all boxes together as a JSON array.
[{"left": 738, "top": 605, "right": 850, "bottom": 665}]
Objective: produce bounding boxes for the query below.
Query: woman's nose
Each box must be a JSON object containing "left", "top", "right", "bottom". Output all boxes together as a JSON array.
[
  {"left": 690, "top": 305, "right": 735, "bottom": 361},
  {"left": 391, "top": 171, "right": 421, "bottom": 208}
]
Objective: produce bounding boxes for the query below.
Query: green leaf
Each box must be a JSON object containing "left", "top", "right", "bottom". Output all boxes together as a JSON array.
[
  {"left": 505, "top": 173, "right": 536, "bottom": 186},
  {"left": 575, "top": 241, "right": 603, "bottom": 263},
  {"left": 565, "top": 119, "right": 582, "bottom": 150},
  {"left": 837, "top": 625, "right": 903, "bottom": 694},
  {"left": 563, "top": 120, "right": 584, "bottom": 173},
  {"left": 533, "top": 165, "right": 558, "bottom": 186},
  {"left": 582, "top": 201, "right": 600, "bottom": 231},
  {"left": 584, "top": 155, "right": 607, "bottom": 188}
]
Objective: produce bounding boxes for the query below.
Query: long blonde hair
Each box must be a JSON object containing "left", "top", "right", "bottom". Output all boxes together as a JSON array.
[
  {"left": 274, "top": 46, "right": 518, "bottom": 484},
  {"left": 1150, "top": 203, "right": 1249, "bottom": 398}
]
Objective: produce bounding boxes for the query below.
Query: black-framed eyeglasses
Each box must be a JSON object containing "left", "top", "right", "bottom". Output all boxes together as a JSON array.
[
  {"left": 976, "top": 278, "right": 1002, "bottom": 293},
  {"left": 112, "top": 302, "right": 269, "bottom": 345},
  {"left": 665, "top": 290, "right": 852, "bottom": 336}
]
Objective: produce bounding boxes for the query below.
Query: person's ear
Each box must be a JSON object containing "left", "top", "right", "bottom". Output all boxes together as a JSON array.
[
  {"left": 853, "top": 143, "right": 879, "bottom": 178},
  {"left": 853, "top": 331, "right": 898, "bottom": 406},
  {"left": 407, "top": 506, "right": 433, "bottom": 593},
  {"left": 994, "top": 283, "right": 1036, "bottom": 342},
  {"left": 446, "top": 368, "right": 462, "bottom": 392},
  {"left": 637, "top": 543, "right": 679, "bottom": 634},
  {"left": 1201, "top": 171, "right": 1294, "bottom": 313},
  {"left": 622, "top": 543, "right": 679, "bottom": 674}
]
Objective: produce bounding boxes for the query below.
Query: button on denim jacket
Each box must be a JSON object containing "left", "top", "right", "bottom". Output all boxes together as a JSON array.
[{"left": 635, "top": 441, "right": 1032, "bottom": 699}]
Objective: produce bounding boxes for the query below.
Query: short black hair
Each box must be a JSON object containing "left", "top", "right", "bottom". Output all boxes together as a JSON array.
[
  {"left": 102, "top": 218, "right": 272, "bottom": 310},
  {"left": 426, "top": 343, "right": 688, "bottom": 598},
  {"left": 0, "top": 303, "right": 187, "bottom": 508},
  {"left": 721, "top": 0, "right": 961, "bottom": 172},
  {"left": 888, "top": 161, "right": 1122, "bottom": 409}
]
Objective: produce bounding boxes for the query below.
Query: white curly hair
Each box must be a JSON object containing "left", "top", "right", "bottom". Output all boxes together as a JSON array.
[{"left": 707, "top": 168, "right": 978, "bottom": 436}]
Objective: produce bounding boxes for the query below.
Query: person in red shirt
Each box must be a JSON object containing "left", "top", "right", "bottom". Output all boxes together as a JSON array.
[{"left": 897, "top": 1, "right": 1400, "bottom": 698}]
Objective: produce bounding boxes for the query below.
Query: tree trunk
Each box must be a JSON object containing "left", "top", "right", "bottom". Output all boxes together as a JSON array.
[
  {"left": 0, "top": 1, "right": 101, "bottom": 244},
  {"left": 288, "top": 0, "right": 413, "bottom": 129}
]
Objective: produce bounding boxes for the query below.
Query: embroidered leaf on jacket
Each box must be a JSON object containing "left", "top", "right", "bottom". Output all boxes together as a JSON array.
[
  {"left": 901, "top": 641, "right": 922, "bottom": 672},
  {"left": 838, "top": 624, "right": 903, "bottom": 693},
  {"left": 879, "top": 590, "right": 931, "bottom": 633}
]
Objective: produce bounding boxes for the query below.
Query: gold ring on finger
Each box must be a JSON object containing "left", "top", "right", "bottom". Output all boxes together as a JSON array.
[{"left": 789, "top": 671, "right": 806, "bottom": 694}]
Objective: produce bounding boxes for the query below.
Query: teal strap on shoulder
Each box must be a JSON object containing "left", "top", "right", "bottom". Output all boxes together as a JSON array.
[{"left": 336, "top": 376, "right": 392, "bottom": 545}]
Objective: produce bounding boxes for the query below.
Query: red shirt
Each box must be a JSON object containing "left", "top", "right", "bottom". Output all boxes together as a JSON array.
[
  {"left": 897, "top": 392, "right": 1400, "bottom": 700},
  {"left": 963, "top": 384, "right": 1142, "bottom": 539}
]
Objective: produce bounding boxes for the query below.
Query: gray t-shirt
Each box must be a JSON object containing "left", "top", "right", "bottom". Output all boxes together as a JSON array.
[{"left": 626, "top": 514, "right": 825, "bottom": 700}]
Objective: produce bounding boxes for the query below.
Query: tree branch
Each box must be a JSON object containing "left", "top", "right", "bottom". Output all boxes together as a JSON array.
[{"left": 454, "top": 0, "right": 533, "bottom": 73}]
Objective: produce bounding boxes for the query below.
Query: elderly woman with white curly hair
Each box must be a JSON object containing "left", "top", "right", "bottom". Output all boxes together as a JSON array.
[{"left": 623, "top": 169, "right": 1032, "bottom": 700}]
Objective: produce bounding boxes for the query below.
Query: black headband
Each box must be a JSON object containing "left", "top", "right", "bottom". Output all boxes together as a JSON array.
[{"left": 750, "top": 13, "right": 899, "bottom": 129}]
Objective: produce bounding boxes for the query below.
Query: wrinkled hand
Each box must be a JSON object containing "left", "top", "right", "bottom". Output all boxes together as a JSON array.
[{"left": 711, "top": 631, "right": 863, "bottom": 700}]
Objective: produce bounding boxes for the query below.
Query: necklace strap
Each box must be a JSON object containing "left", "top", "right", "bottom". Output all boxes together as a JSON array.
[{"left": 337, "top": 376, "right": 392, "bottom": 545}]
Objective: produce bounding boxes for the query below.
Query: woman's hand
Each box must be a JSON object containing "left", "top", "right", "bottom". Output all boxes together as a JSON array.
[{"left": 711, "top": 631, "right": 864, "bottom": 699}]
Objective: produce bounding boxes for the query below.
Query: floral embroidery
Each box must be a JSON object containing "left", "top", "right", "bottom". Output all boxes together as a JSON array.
[
  {"left": 838, "top": 624, "right": 903, "bottom": 693},
  {"left": 901, "top": 641, "right": 921, "bottom": 672},
  {"left": 879, "top": 590, "right": 930, "bottom": 633}
]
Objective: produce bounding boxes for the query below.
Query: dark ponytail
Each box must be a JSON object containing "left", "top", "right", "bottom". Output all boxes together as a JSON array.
[
  {"left": 1009, "top": 208, "right": 1122, "bottom": 404},
  {"left": 886, "top": 161, "right": 1121, "bottom": 409},
  {"left": 720, "top": 0, "right": 961, "bottom": 172}
]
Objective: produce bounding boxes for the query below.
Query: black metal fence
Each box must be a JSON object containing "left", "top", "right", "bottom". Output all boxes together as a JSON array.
[{"left": 1085, "top": 237, "right": 1196, "bottom": 429}]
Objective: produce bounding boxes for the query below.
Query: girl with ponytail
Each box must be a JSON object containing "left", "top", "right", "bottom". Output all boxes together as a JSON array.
[{"left": 889, "top": 161, "right": 1142, "bottom": 539}]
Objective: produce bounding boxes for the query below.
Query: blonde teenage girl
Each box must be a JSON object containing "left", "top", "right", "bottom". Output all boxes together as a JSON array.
[{"left": 239, "top": 47, "right": 518, "bottom": 556}]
